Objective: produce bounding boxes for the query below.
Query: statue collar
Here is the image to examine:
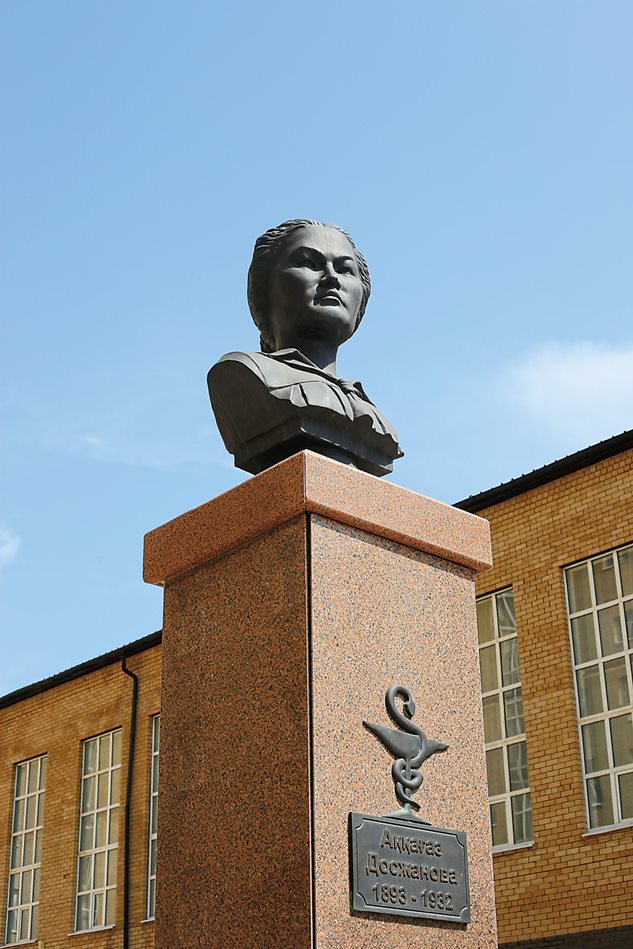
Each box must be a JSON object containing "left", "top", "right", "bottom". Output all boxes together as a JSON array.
[{"left": 264, "top": 349, "right": 375, "bottom": 405}]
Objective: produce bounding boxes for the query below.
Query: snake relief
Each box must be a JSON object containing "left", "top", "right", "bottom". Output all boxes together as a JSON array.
[{"left": 364, "top": 684, "right": 448, "bottom": 817}]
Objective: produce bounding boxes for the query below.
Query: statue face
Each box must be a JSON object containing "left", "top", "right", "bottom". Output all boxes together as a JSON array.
[{"left": 267, "top": 225, "right": 363, "bottom": 352}]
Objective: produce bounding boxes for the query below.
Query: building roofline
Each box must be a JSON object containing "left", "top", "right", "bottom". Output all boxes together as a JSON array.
[
  {"left": 454, "top": 429, "right": 633, "bottom": 514},
  {"left": 0, "top": 629, "right": 163, "bottom": 711}
]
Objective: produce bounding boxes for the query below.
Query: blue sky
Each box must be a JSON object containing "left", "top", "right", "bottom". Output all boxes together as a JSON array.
[{"left": 2, "top": 2, "right": 632, "bottom": 695}]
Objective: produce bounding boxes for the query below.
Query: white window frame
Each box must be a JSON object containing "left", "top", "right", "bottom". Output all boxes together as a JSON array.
[
  {"left": 147, "top": 714, "right": 159, "bottom": 920},
  {"left": 565, "top": 543, "right": 633, "bottom": 831},
  {"left": 5, "top": 754, "right": 46, "bottom": 945},
  {"left": 74, "top": 728, "right": 122, "bottom": 932},
  {"left": 477, "top": 587, "right": 533, "bottom": 851}
]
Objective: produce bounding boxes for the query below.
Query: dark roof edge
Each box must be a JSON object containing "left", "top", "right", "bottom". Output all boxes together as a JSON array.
[
  {"left": 0, "top": 630, "right": 163, "bottom": 711},
  {"left": 454, "top": 429, "right": 633, "bottom": 514}
]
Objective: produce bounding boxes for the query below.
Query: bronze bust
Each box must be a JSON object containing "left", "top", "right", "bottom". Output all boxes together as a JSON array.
[{"left": 208, "top": 219, "right": 403, "bottom": 477}]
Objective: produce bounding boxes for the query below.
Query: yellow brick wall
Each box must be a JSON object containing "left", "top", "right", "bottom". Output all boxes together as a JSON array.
[
  {"left": 474, "top": 447, "right": 633, "bottom": 944},
  {"left": 0, "top": 645, "right": 161, "bottom": 949}
]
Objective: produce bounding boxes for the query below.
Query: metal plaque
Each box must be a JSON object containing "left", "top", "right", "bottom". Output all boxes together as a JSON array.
[{"left": 349, "top": 813, "right": 470, "bottom": 923}]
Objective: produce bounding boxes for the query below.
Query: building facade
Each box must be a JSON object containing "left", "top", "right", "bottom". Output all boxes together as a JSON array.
[
  {"left": 0, "top": 636, "right": 161, "bottom": 949},
  {"left": 457, "top": 430, "right": 633, "bottom": 947},
  {"left": 1, "top": 430, "right": 632, "bottom": 947}
]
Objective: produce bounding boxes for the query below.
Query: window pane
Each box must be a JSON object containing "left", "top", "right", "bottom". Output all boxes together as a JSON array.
[
  {"left": 598, "top": 605, "right": 624, "bottom": 656},
  {"left": 567, "top": 563, "right": 592, "bottom": 613},
  {"left": 476, "top": 598, "right": 495, "bottom": 644},
  {"left": 148, "top": 878, "right": 156, "bottom": 919},
  {"left": 112, "top": 730, "right": 122, "bottom": 766},
  {"left": 25, "top": 793, "right": 37, "bottom": 830},
  {"left": 20, "top": 869, "right": 32, "bottom": 905},
  {"left": 19, "top": 907, "right": 30, "bottom": 941},
  {"left": 105, "top": 889, "right": 116, "bottom": 926},
  {"left": 110, "top": 768, "right": 120, "bottom": 804},
  {"left": 93, "top": 891, "right": 104, "bottom": 928},
  {"left": 16, "top": 764, "right": 27, "bottom": 796},
  {"left": 108, "top": 807, "right": 119, "bottom": 845},
  {"left": 94, "top": 851, "right": 106, "bottom": 888},
  {"left": 486, "top": 747, "right": 506, "bottom": 796},
  {"left": 587, "top": 774, "right": 614, "bottom": 828},
  {"left": 482, "top": 695, "right": 502, "bottom": 742},
  {"left": 96, "top": 811, "right": 107, "bottom": 848},
  {"left": 504, "top": 688, "right": 524, "bottom": 737},
  {"left": 82, "top": 776, "right": 95, "bottom": 813},
  {"left": 30, "top": 904, "right": 38, "bottom": 939},
  {"left": 500, "top": 638, "right": 520, "bottom": 686},
  {"left": 582, "top": 720, "right": 609, "bottom": 773},
  {"left": 577, "top": 665, "right": 603, "bottom": 717},
  {"left": 618, "top": 547, "right": 633, "bottom": 598},
  {"left": 610, "top": 714, "right": 633, "bottom": 767},
  {"left": 479, "top": 645, "right": 498, "bottom": 692},
  {"left": 496, "top": 590, "right": 516, "bottom": 637},
  {"left": 23, "top": 832, "right": 34, "bottom": 866},
  {"left": 84, "top": 740, "right": 98, "bottom": 775},
  {"left": 490, "top": 801, "right": 508, "bottom": 846},
  {"left": 97, "top": 773, "right": 109, "bottom": 809},
  {"left": 99, "top": 734, "right": 111, "bottom": 771},
  {"left": 152, "top": 754, "right": 159, "bottom": 791},
  {"left": 6, "top": 908, "right": 18, "bottom": 943},
  {"left": 13, "top": 798, "right": 25, "bottom": 834},
  {"left": 593, "top": 555, "right": 618, "bottom": 605},
  {"left": 149, "top": 837, "right": 157, "bottom": 876},
  {"left": 80, "top": 814, "right": 95, "bottom": 851},
  {"left": 511, "top": 792, "right": 533, "bottom": 844},
  {"left": 618, "top": 771, "right": 633, "bottom": 820},
  {"left": 76, "top": 893, "right": 90, "bottom": 931},
  {"left": 153, "top": 716, "right": 160, "bottom": 752},
  {"left": 27, "top": 763, "right": 38, "bottom": 794},
  {"left": 508, "top": 741, "right": 529, "bottom": 791},
  {"left": 78, "top": 855, "right": 92, "bottom": 891},
  {"left": 107, "top": 853, "right": 117, "bottom": 886},
  {"left": 571, "top": 614, "right": 597, "bottom": 664},
  {"left": 605, "top": 657, "right": 630, "bottom": 710},
  {"left": 38, "top": 757, "right": 47, "bottom": 790},
  {"left": 8, "top": 874, "right": 20, "bottom": 907},
  {"left": 33, "top": 868, "right": 40, "bottom": 901},
  {"left": 11, "top": 836, "right": 22, "bottom": 869},
  {"left": 625, "top": 601, "right": 633, "bottom": 650}
]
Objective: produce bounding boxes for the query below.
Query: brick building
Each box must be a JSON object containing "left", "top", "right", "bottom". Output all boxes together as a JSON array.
[
  {"left": 0, "top": 636, "right": 161, "bottom": 949},
  {"left": 456, "top": 429, "right": 633, "bottom": 947},
  {"left": 1, "top": 429, "right": 632, "bottom": 947}
]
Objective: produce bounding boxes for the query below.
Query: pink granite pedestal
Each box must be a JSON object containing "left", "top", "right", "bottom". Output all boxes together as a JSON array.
[{"left": 144, "top": 451, "right": 496, "bottom": 948}]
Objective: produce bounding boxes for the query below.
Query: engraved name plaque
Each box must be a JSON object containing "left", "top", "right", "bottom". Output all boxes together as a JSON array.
[{"left": 349, "top": 813, "right": 470, "bottom": 923}]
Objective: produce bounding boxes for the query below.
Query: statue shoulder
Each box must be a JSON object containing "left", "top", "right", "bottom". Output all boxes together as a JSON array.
[{"left": 208, "top": 351, "right": 269, "bottom": 384}]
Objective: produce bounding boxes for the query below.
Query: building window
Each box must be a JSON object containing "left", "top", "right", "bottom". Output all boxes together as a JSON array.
[
  {"left": 477, "top": 588, "right": 533, "bottom": 849},
  {"left": 565, "top": 543, "right": 633, "bottom": 830},
  {"left": 147, "top": 714, "right": 160, "bottom": 920},
  {"left": 75, "top": 729, "right": 121, "bottom": 931},
  {"left": 5, "top": 755, "right": 47, "bottom": 945}
]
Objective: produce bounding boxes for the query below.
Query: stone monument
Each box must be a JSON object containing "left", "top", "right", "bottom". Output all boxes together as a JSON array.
[{"left": 144, "top": 220, "right": 496, "bottom": 947}]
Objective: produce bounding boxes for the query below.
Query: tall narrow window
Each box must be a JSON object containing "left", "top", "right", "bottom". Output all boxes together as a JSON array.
[
  {"left": 147, "top": 714, "right": 160, "bottom": 920},
  {"left": 5, "top": 755, "right": 46, "bottom": 945},
  {"left": 566, "top": 544, "right": 633, "bottom": 829},
  {"left": 477, "top": 588, "right": 533, "bottom": 849},
  {"left": 75, "top": 729, "right": 121, "bottom": 931}
]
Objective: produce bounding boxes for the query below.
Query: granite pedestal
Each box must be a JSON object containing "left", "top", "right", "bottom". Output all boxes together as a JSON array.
[{"left": 144, "top": 450, "right": 496, "bottom": 948}]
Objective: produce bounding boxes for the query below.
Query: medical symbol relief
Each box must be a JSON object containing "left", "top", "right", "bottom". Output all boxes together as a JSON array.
[{"left": 363, "top": 684, "right": 448, "bottom": 822}]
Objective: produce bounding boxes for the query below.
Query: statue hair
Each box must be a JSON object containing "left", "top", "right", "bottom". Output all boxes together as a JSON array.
[{"left": 247, "top": 219, "right": 371, "bottom": 353}]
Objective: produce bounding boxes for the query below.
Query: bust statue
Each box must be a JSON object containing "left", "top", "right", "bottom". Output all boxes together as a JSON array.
[{"left": 207, "top": 219, "right": 403, "bottom": 477}]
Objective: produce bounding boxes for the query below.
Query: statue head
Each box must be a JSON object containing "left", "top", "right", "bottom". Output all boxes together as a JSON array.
[{"left": 247, "top": 219, "right": 371, "bottom": 354}]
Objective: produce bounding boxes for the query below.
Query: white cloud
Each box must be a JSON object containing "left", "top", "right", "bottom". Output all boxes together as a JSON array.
[
  {"left": 0, "top": 527, "right": 20, "bottom": 568},
  {"left": 506, "top": 341, "right": 633, "bottom": 443}
]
